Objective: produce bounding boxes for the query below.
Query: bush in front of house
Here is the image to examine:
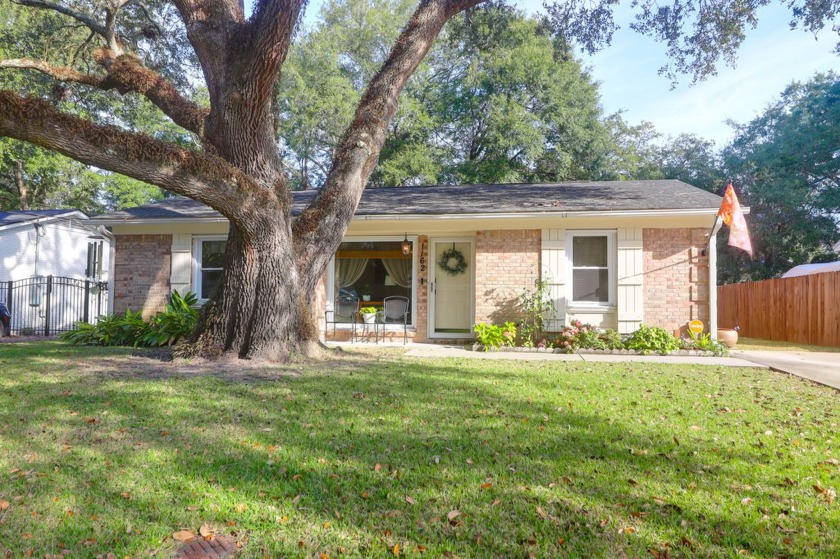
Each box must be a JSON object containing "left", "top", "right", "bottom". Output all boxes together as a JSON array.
[
  {"left": 61, "top": 291, "right": 199, "bottom": 347},
  {"left": 473, "top": 322, "right": 517, "bottom": 351},
  {"left": 474, "top": 320, "right": 729, "bottom": 356}
]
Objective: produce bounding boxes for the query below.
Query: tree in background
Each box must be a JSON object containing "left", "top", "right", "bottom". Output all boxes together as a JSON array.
[
  {"left": 1, "top": 0, "right": 837, "bottom": 360},
  {"left": 721, "top": 73, "right": 840, "bottom": 281},
  {"left": 279, "top": 1, "right": 613, "bottom": 188}
]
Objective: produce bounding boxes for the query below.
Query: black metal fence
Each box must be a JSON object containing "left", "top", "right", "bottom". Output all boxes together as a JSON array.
[{"left": 0, "top": 276, "right": 108, "bottom": 336}]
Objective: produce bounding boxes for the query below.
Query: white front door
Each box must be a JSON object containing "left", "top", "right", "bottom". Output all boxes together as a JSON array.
[{"left": 429, "top": 239, "right": 474, "bottom": 338}]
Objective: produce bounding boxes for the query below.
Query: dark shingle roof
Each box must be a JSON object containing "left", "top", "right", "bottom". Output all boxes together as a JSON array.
[
  {"left": 91, "top": 180, "right": 723, "bottom": 223},
  {"left": 0, "top": 209, "right": 85, "bottom": 227}
]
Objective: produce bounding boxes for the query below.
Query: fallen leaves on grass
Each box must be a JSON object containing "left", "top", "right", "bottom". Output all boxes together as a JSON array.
[{"left": 173, "top": 530, "right": 195, "bottom": 542}]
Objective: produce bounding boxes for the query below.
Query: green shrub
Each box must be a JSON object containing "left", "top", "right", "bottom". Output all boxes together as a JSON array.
[
  {"left": 553, "top": 320, "right": 605, "bottom": 352},
  {"left": 474, "top": 322, "right": 516, "bottom": 351},
  {"left": 517, "top": 279, "right": 555, "bottom": 347},
  {"left": 679, "top": 331, "right": 729, "bottom": 356},
  {"left": 624, "top": 324, "right": 679, "bottom": 354},
  {"left": 139, "top": 291, "right": 199, "bottom": 347},
  {"left": 61, "top": 291, "right": 199, "bottom": 348}
]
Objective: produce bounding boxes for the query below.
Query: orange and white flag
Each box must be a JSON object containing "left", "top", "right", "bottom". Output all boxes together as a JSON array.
[{"left": 717, "top": 183, "right": 753, "bottom": 257}]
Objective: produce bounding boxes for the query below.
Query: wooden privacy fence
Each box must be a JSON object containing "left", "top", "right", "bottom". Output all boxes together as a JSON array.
[{"left": 717, "top": 271, "right": 840, "bottom": 347}]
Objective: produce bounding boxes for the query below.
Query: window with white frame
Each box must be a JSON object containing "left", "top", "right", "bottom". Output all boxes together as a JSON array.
[
  {"left": 568, "top": 231, "right": 615, "bottom": 306},
  {"left": 194, "top": 238, "right": 226, "bottom": 300}
]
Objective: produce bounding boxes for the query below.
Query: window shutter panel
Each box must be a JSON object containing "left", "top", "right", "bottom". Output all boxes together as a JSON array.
[
  {"left": 170, "top": 234, "right": 192, "bottom": 296},
  {"left": 541, "top": 229, "right": 566, "bottom": 331},
  {"left": 617, "top": 228, "right": 644, "bottom": 334}
]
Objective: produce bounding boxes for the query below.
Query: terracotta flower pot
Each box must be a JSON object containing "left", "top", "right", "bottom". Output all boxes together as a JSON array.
[{"left": 717, "top": 328, "right": 739, "bottom": 348}]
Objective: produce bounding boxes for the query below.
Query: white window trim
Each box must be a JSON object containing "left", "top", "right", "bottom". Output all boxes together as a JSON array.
[
  {"left": 327, "top": 236, "right": 418, "bottom": 330},
  {"left": 566, "top": 230, "right": 617, "bottom": 309},
  {"left": 193, "top": 235, "right": 227, "bottom": 302}
]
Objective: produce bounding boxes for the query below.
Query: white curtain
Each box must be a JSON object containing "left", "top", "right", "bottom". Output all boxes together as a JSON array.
[
  {"left": 382, "top": 258, "right": 411, "bottom": 287},
  {"left": 336, "top": 258, "right": 368, "bottom": 288}
]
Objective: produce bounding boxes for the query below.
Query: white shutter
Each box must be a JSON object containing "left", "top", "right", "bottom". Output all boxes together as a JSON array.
[
  {"left": 170, "top": 234, "right": 192, "bottom": 296},
  {"left": 617, "top": 228, "right": 644, "bottom": 334},
  {"left": 541, "top": 228, "right": 566, "bottom": 331}
]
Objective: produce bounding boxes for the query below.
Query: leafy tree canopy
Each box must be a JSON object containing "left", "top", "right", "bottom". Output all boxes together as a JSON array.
[{"left": 721, "top": 72, "right": 840, "bottom": 281}]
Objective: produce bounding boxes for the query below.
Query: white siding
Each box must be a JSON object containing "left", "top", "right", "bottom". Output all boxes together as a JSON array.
[
  {"left": 170, "top": 234, "right": 193, "bottom": 295},
  {"left": 541, "top": 228, "right": 566, "bottom": 331},
  {"left": 0, "top": 220, "right": 107, "bottom": 282},
  {"left": 616, "top": 227, "right": 644, "bottom": 334}
]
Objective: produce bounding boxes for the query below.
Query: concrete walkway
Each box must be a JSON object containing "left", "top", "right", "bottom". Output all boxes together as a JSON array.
[
  {"left": 733, "top": 350, "right": 840, "bottom": 390},
  {"left": 332, "top": 341, "right": 762, "bottom": 367}
]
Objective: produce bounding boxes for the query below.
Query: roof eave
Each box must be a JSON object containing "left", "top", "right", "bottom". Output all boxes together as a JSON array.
[
  {"left": 0, "top": 210, "right": 89, "bottom": 233},
  {"left": 90, "top": 206, "right": 737, "bottom": 226}
]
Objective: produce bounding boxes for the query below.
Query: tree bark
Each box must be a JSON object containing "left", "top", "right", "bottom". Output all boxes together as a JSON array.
[
  {"left": 13, "top": 160, "right": 27, "bottom": 210},
  {"left": 0, "top": 0, "right": 488, "bottom": 362}
]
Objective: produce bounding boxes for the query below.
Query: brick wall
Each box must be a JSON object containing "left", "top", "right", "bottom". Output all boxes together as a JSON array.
[
  {"left": 474, "top": 230, "right": 541, "bottom": 324},
  {"left": 114, "top": 235, "right": 172, "bottom": 319},
  {"left": 643, "top": 228, "right": 709, "bottom": 332}
]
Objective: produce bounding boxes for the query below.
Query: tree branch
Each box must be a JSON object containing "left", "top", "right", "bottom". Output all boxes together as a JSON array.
[
  {"left": 12, "top": 0, "right": 111, "bottom": 46},
  {"left": 0, "top": 57, "right": 208, "bottom": 137},
  {"left": 248, "top": 0, "right": 306, "bottom": 89},
  {"left": 0, "top": 58, "right": 103, "bottom": 86},
  {"left": 292, "top": 0, "right": 486, "bottom": 277},
  {"left": 0, "top": 91, "right": 269, "bottom": 220}
]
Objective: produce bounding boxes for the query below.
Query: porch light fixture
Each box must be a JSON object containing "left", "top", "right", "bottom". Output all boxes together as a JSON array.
[{"left": 401, "top": 234, "right": 412, "bottom": 255}]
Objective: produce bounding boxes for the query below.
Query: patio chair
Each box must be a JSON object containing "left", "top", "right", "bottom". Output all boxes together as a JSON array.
[
  {"left": 377, "top": 296, "right": 409, "bottom": 344},
  {"left": 325, "top": 295, "right": 359, "bottom": 342}
]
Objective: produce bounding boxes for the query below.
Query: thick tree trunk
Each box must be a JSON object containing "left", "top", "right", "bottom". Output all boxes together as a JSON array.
[{"left": 181, "top": 218, "right": 321, "bottom": 361}]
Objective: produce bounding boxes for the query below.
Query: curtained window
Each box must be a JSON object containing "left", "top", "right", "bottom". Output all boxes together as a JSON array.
[{"left": 332, "top": 240, "right": 414, "bottom": 325}]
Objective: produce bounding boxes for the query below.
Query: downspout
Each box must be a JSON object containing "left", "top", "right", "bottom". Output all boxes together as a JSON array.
[
  {"left": 97, "top": 226, "right": 116, "bottom": 315},
  {"left": 708, "top": 217, "right": 722, "bottom": 340}
]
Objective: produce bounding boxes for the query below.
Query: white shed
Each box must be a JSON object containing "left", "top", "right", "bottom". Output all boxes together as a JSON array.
[
  {"left": 0, "top": 210, "right": 111, "bottom": 335},
  {"left": 0, "top": 210, "right": 109, "bottom": 282}
]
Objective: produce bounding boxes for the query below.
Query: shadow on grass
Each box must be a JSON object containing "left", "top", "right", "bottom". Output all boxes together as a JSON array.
[{"left": 0, "top": 343, "right": 837, "bottom": 558}]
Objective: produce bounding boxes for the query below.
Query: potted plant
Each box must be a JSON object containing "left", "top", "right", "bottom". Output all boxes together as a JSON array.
[
  {"left": 359, "top": 306, "right": 379, "bottom": 324},
  {"left": 361, "top": 284, "right": 372, "bottom": 302}
]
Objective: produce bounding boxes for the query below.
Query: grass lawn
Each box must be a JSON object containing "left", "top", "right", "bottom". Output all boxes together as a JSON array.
[
  {"left": 0, "top": 342, "right": 838, "bottom": 558},
  {"left": 736, "top": 338, "right": 840, "bottom": 353}
]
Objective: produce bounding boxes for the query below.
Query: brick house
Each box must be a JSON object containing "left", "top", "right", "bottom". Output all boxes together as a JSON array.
[{"left": 90, "top": 180, "right": 725, "bottom": 341}]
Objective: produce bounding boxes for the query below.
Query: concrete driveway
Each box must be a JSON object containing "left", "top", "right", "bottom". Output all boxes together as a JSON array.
[{"left": 733, "top": 350, "right": 840, "bottom": 390}]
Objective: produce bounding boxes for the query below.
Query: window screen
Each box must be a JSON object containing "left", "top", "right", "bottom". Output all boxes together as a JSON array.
[{"left": 571, "top": 236, "right": 609, "bottom": 303}]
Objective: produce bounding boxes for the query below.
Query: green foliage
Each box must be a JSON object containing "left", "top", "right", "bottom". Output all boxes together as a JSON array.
[
  {"left": 60, "top": 309, "right": 148, "bottom": 346},
  {"left": 139, "top": 291, "right": 200, "bottom": 347},
  {"left": 473, "top": 321, "right": 516, "bottom": 351},
  {"left": 679, "top": 331, "right": 729, "bottom": 356},
  {"left": 359, "top": 306, "right": 380, "bottom": 315},
  {"left": 279, "top": 2, "right": 618, "bottom": 188},
  {"left": 624, "top": 324, "right": 680, "bottom": 355},
  {"left": 722, "top": 73, "right": 840, "bottom": 281},
  {"left": 517, "top": 278, "right": 555, "bottom": 347},
  {"left": 553, "top": 320, "right": 606, "bottom": 352},
  {"left": 61, "top": 291, "right": 199, "bottom": 348}
]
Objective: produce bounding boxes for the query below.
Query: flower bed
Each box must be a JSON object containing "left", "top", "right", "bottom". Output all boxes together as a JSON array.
[{"left": 472, "top": 320, "right": 729, "bottom": 356}]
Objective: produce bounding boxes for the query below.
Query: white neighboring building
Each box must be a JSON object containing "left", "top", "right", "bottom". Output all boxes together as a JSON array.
[
  {"left": 781, "top": 260, "right": 840, "bottom": 278},
  {"left": 0, "top": 210, "right": 109, "bottom": 282},
  {"left": 0, "top": 210, "right": 111, "bottom": 335}
]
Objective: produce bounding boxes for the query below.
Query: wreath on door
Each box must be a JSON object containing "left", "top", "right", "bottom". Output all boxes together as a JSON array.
[{"left": 438, "top": 247, "right": 468, "bottom": 276}]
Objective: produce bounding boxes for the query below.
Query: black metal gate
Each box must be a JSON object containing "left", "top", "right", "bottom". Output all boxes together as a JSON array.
[{"left": 0, "top": 276, "right": 108, "bottom": 336}]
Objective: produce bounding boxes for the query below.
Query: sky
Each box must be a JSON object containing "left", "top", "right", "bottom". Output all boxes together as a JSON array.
[{"left": 291, "top": 0, "right": 839, "bottom": 146}]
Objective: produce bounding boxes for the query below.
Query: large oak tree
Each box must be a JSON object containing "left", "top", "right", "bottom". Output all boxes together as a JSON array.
[{"left": 0, "top": 0, "right": 836, "bottom": 360}]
